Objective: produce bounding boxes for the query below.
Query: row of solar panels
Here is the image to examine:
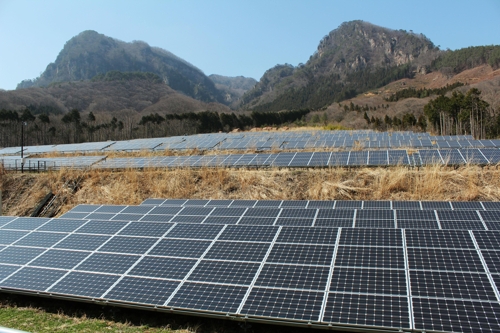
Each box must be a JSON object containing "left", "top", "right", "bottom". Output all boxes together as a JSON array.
[
  {"left": 1, "top": 200, "right": 500, "bottom": 333},
  {"left": 139, "top": 198, "right": 500, "bottom": 211},
  {"left": 2, "top": 148, "right": 500, "bottom": 171},
  {"left": 58, "top": 203, "right": 500, "bottom": 230},
  {"left": 1, "top": 130, "right": 495, "bottom": 156}
]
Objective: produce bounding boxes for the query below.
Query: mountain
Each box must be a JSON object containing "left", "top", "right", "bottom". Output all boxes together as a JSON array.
[
  {"left": 1, "top": 72, "right": 230, "bottom": 115},
  {"left": 17, "top": 30, "right": 226, "bottom": 104},
  {"left": 240, "top": 20, "right": 441, "bottom": 111},
  {"left": 208, "top": 74, "right": 257, "bottom": 107}
]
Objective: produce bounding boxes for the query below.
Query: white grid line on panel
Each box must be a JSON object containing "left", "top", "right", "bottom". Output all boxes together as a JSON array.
[
  {"left": 272, "top": 209, "right": 283, "bottom": 226},
  {"left": 456, "top": 149, "right": 467, "bottom": 164},
  {"left": 476, "top": 211, "right": 489, "bottom": 231},
  {"left": 394, "top": 210, "right": 398, "bottom": 229},
  {"left": 99, "top": 223, "right": 179, "bottom": 298},
  {"left": 402, "top": 229, "right": 414, "bottom": 330},
  {"left": 45, "top": 221, "right": 135, "bottom": 292},
  {"left": 0, "top": 218, "right": 92, "bottom": 284},
  {"left": 319, "top": 228, "right": 342, "bottom": 322},
  {"left": 234, "top": 208, "right": 249, "bottom": 225},
  {"left": 468, "top": 230, "right": 500, "bottom": 303},
  {"left": 434, "top": 211, "right": 442, "bottom": 229},
  {"left": 306, "top": 152, "right": 314, "bottom": 167},
  {"left": 235, "top": 226, "right": 282, "bottom": 314},
  {"left": 287, "top": 153, "right": 297, "bottom": 166},
  {"left": 311, "top": 209, "right": 319, "bottom": 227},
  {"left": 163, "top": 225, "right": 228, "bottom": 306},
  {"left": 352, "top": 209, "right": 357, "bottom": 228},
  {"left": 436, "top": 149, "right": 445, "bottom": 164},
  {"left": 325, "top": 152, "right": 333, "bottom": 166},
  {"left": 480, "top": 202, "right": 486, "bottom": 211},
  {"left": 419, "top": 201, "right": 423, "bottom": 210},
  {"left": 199, "top": 207, "right": 216, "bottom": 224},
  {"left": 478, "top": 149, "right": 490, "bottom": 164}
]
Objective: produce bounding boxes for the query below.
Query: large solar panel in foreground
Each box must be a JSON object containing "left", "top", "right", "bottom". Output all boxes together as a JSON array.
[{"left": 1, "top": 200, "right": 500, "bottom": 333}]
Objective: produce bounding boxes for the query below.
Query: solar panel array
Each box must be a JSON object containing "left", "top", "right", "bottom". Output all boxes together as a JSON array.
[
  {"left": 0, "top": 156, "right": 106, "bottom": 171},
  {"left": 2, "top": 147, "right": 499, "bottom": 171},
  {"left": 1, "top": 199, "right": 500, "bottom": 333},
  {"left": 2, "top": 131, "right": 500, "bottom": 156},
  {"left": 93, "top": 148, "right": 500, "bottom": 170}
]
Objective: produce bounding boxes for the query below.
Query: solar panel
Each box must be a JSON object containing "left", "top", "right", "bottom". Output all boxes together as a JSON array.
[{"left": 2, "top": 199, "right": 500, "bottom": 333}]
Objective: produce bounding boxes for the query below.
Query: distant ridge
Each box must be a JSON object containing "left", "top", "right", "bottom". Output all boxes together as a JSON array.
[{"left": 17, "top": 30, "right": 226, "bottom": 104}]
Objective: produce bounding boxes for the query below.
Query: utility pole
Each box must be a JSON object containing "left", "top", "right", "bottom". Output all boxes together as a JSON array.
[{"left": 21, "top": 121, "right": 27, "bottom": 173}]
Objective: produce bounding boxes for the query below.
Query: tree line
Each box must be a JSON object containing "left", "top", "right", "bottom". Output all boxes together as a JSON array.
[
  {"left": 423, "top": 88, "right": 500, "bottom": 139},
  {"left": 363, "top": 111, "right": 427, "bottom": 133},
  {"left": 431, "top": 45, "right": 500, "bottom": 75},
  {"left": 384, "top": 82, "right": 465, "bottom": 102},
  {"left": 0, "top": 108, "right": 310, "bottom": 148}
]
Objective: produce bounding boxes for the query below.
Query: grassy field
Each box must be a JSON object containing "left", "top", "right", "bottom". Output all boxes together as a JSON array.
[
  {"left": 0, "top": 293, "right": 313, "bottom": 333},
  {"left": 1, "top": 164, "right": 500, "bottom": 216}
]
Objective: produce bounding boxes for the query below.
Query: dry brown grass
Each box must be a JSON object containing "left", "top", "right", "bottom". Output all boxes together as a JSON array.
[{"left": 1, "top": 164, "right": 499, "bottom": 217}]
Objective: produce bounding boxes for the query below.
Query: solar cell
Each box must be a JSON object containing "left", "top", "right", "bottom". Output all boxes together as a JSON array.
[
  {"left": 410, "top": 270, "right": 497, "bottom": 301},
  {"left": 267, "top": 243, "right": 334, "bottom": 265},
  {"left": 149, "top": 239, "right": 211, "bottom": 258},
  {"left": 169, "top": 283, "right": 248, "bottom": 313},
  {"left": 236, "top": 217, "right": 275, "bottom": 225},
  {"left": 78, "top": 253, "right": 140, "bottom": 274},
  {"left": 280, "top": 208, "right": 316, "bottom": 218},
  {"left": 340, "top": 229, "right": 402, "bottom": 247},
  {"left": 323, "top": 294, "right": 410, "bottom": 328},
  {"left": 330, "top": 267, "right": 407, "bottom": 295},
  {"left": 473, "top": 231, "right": 500, "bottom": 249},
  {"left": 0, "top": 247, "right": 45, "bottom": 264},
  {"left": 241, "top": 288, "right": 324, "bottom": 321},
  {"left": 275, "top": 218, "right": 314, "bottom": 226},
  {"left": 0, "top": 230, "right": 30, "bottom": 245},
  {"left": 49, "top": 271, "right": 119, "bottom": 298},
  {"left": 99, "top": 236, "right": 158, "bottom": 254},
  {"left": 255, "top": 264, "right": 329, "bottom": 290},
  {"left": 1, "top": 267, "right": 67, "bottom": 291},
  {"left": 166, "top": 224, "right": 224, "bottom": 240},
  {"left": 314, "top": 219, "right": 354, "bottom": 227},
  {"left": 205, "top": 241, "right": 270, "bottom": 261},
  {"left": 334, "top": 246, "right": 404, "bottom": 269},
  {"left": 14, "top": 232, "right": 66, "bottom": 247},
  {"left": 130, "top": 257, "right": 197, "bottom": 279},
  {"left": 218, "top": 225, "right": 278, "bottom": 242},
  {"left": 412, "top": 298, "right": 500, "bottom": 333},
  {"left": 3, "top": 217, "right": 51, "bottom": 231},
  {"left": 203, "top": 216, "right": 240, "bottom": 224},
  {"left": 189, "top": 260, "right": 260, "bottom": 285},
  {"left": 77, "top": 220, "right": 128, "bottom": 235},
  {"left": 407, "top": 248, "right": 485, "bottom": 272},
  {"left": 405, "top": 229, "right": 475, "bottom": 248},
  {"left": 36, "top": 219, "right": 86, "bottom": 233},
  {"left": 118, "top": 222, "right": 174, "bottom": 237},
  {"left": 29, "top": 250, "right": 90, "bottom": 269},
  {"left": 105, "top": 277, "right": 178, "bottom": 305}
]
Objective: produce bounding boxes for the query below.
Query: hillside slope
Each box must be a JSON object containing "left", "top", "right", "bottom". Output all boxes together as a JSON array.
[
  {"left": 1, "top": 73, "right": 230, "bottom": 115},
  {"left": 240, "top": 20, "right": 440, "bottom": 111},
  {"left": 17, "top": 30, "right": 226, "bottom": 104}
]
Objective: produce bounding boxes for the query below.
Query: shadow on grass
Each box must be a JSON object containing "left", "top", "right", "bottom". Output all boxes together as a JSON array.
[{"left": 0, "top": 293, "right": 324, "bottom": 333}]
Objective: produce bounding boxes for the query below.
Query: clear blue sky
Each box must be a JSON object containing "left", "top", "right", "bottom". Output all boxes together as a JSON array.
[{"left": 1, "top": 0, "right": 499, "bottom": 90}]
